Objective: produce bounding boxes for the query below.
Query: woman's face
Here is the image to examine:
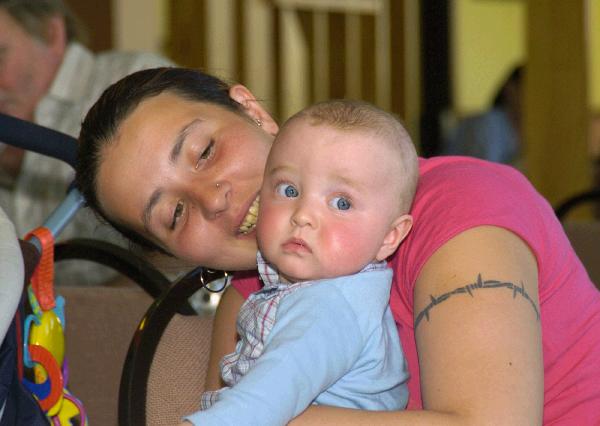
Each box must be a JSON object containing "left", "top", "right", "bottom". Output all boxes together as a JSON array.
[{"left": 96, "top": 91, "right": 276, "bottom": 270}]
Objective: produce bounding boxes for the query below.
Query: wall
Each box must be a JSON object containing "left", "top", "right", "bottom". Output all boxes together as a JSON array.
[
  {"left": 451, "top": 0, "right": 525, "bottom": 116},
  {"left": 591, "top": 0, "right": 600, "bottom": 112},
  {"left": 112, "top": 0, "right": 168, "bottom": 54},
  {"left": 452, "top": 0, "right": 599, "bottom": 114},
  {"left": 108, "top": 0, "right": 598, "bottom": 114},
  {"left": 525, "top": 2, "right": 589, "bottom": 206}
]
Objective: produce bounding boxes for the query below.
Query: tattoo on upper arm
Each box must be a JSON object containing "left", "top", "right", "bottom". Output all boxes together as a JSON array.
[{"left": 414, "top": 274, "right": 540, "bottom": 330}]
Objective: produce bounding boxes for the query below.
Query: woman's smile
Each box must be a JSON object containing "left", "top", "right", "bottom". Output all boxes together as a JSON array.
[{"left": 238, "top": 195, "right": 260, "bottom": 235}]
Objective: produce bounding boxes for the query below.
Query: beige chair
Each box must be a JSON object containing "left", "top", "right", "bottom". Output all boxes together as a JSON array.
[
  {"left": 145, "top": 314, "right": 213, "bottom": 425},
  {"left": 118, "top": 268, "right": 221, "bottom": 426},
  {"left": 61, "top": 285, "right": 153, "bottom": 426}
]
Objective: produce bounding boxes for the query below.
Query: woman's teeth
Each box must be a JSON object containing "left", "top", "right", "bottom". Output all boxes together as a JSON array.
[{"left": 239, "top": 196, "right": 260, "bottom": 234}]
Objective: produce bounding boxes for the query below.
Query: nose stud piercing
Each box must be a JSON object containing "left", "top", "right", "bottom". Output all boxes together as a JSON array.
[{"left": 216, "top": 183, "right": 221, "bottom": 189}]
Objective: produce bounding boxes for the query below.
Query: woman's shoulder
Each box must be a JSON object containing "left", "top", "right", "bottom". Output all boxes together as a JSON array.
[
  {"left": 391, "top": 156, "right": 557, "bottom": 294},
  {"left": 414, "top": 156, "right": 546, "bottom": 219},
  {"left": 417, "top": 156, "right": 529, "bottom": 190}
]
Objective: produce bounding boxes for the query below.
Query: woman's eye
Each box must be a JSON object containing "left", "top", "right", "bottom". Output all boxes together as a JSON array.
[
  {"left": 195, "top": 140, "right": 215, "bottom": 169},
  {"left": 170, "top": 200, "right": 184, "bottom": 230},
  {"left": 276, "top": 183, "right": 299, "bottom": 198},
  {"left": 330, "top": 196, "right": 351, "bottom": 211}
]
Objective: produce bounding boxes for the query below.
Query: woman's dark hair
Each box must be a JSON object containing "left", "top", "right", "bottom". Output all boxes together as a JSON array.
[
  {"left": 76, "top": 67, "right": 245, "bottom": 253},
  {"left": 492, "top": 65, "right": 523, "bottom": 108}
]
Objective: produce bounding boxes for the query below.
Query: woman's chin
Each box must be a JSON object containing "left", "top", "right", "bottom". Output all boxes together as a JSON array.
[{"left": 217, "top": 248, "right": 260, "bottom": 272}]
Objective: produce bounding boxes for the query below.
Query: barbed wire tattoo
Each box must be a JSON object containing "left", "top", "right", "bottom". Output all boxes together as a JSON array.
[{"left": 414, "top": 274, "right": 540, "bottom": 330}]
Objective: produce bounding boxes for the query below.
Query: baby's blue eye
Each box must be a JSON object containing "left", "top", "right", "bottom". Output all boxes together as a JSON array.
[
  {"left": 331, "top": 196, "right": 351, "bottom": 210},
  {"left": 276, "top": 183, "right": 299, "bottom": 198}
]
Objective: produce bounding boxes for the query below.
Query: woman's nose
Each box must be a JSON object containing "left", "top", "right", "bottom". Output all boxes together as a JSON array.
[{"left": 191, "top": 180, "right": 230, "bottom": 219}]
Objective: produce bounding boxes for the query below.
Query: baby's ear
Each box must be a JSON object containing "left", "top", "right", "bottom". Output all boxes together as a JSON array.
[{"left": 375, "top": 214, "right": 413, "bottom": 261}]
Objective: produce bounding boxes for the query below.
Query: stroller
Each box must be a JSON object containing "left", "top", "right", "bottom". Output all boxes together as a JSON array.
[{"left": 0, "top": 113, "right": 227, "bottom": 425}]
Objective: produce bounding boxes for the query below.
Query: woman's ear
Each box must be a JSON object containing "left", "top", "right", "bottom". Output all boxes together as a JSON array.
[
  {"left": 229, "top": 84, "right": 279, "bottom": 136},
  {"left": 375, "top": 214, "right": 413, "bottom": 261}
]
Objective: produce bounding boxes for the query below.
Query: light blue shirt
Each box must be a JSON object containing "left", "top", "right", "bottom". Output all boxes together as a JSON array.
[{"left": 185, "top": 262, "right": 409, "bottom": 425}]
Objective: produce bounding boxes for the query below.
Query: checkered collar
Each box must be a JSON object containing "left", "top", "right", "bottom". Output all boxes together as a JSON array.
[{"left": 256, "top": 251, "right": 387, "bottom": 289}]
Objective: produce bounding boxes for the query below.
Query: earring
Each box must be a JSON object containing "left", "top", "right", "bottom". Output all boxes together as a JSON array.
[
  {"left": 255, "top": 118, "right": 263, "bottom": 127},
  {"left": 216, "top": 183, "right": 221, "bottom": 189}
]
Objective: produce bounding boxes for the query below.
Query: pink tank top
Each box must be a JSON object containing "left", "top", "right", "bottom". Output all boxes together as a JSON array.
[{"left": 233, "top": 156, "right": 600, "bottom": 423}]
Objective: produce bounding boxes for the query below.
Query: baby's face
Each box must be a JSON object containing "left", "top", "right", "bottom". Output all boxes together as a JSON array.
[{"left": 257, "top": 119, "right": 401, "bottom": 282}]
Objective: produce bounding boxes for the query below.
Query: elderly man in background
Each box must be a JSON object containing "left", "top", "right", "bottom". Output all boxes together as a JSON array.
[{"left": 0, "top": 0, "right": 175, "bottom": 285}]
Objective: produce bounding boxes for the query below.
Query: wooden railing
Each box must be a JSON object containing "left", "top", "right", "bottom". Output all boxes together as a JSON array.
[{"left": 167, "top": 0, "right": 420, "bottom": 141}]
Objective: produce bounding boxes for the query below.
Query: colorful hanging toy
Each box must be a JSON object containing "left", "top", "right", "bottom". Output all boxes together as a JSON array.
[{"left": 20, "top": 227, "right": 88, "bottom": 425}]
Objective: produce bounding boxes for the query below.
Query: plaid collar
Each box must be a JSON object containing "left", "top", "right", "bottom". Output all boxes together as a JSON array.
[{"left": 256, "top": 251, "right": 387, "bottom": 289}]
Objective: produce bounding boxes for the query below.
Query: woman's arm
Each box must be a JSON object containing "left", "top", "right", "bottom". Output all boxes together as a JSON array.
[
  {"left": 290, "top": 226, "right": 543, "bottom": 425},
  {"left": 204, "top": 285, "right": 245, "bottom": 391}
]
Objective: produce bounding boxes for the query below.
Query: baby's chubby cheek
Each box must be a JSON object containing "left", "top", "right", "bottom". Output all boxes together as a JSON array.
[
  {"left": 255, "top": 205, "right": 278, "bottom": 252},
  {"left": 317, "top": 226, "right": 372, "bottom": 275}
]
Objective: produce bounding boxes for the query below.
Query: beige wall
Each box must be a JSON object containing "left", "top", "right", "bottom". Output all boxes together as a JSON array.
[
  {"left": 591, "top": 0, "right": 600, "bottom": 111},
  {"left": 451, "top": 0, "right": 526, "bottom": 116},
  {"left": 524, "top": 2, "right": 589, "bottom": 206},
  {"left": 112, "top": 0, "right": 168, "bottom": 54}
]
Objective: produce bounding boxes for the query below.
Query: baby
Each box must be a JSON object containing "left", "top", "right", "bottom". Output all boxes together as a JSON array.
[{"left": 184, "top": 99, "right": 419, "bottom": 425}]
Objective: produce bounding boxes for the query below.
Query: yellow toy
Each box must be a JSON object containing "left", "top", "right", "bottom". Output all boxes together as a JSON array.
[{"left": 22, "top": 227, "right": 88, "bottom": 426}]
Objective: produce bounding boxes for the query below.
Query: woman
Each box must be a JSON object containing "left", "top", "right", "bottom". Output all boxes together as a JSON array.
[{"left": 76, "top": 67, "right": 600, "bottom": 424}]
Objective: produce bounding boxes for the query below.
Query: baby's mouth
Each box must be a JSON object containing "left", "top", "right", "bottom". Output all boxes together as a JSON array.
[{"left": 239, "top": 195, "right": 260, "bottom": 234}]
